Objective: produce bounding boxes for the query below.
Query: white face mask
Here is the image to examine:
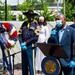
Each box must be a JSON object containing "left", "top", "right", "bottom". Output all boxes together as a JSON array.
[{"left": 56, "top": 20, "right": 62, "bottom": 27}]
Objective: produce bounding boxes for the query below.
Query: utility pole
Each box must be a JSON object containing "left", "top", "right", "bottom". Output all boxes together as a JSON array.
[
  {"left": 5, "top": 0, "right": 7, "bottom": 21},
  {"left": 57, "top": 0, "right": 59, "bottom": 13},
  {"left": 64, "top": 0, "right": 65, "bottom": 15}
]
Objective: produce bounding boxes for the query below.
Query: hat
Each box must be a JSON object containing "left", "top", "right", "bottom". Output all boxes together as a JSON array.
[{"left": 23, "top": 10, "right": 38, "bottom": 16}]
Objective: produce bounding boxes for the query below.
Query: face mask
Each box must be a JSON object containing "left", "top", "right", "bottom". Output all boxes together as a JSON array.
[
  {"left": 28, "top": 17, "right": 34, "bottom": 22},
  {"left": 27, "top": 15, "right": 34, "bottom": 22},
  {"left": 39, "top": 22, "right": 43, "bottom": 25},
  {"left": 56, "top": 20, "right": 62, "bottom": 27}
]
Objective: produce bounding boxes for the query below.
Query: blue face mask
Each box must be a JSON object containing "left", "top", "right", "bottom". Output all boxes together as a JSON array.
[{"left": 56, "top": 20, "right": 62, "bottom": 27}]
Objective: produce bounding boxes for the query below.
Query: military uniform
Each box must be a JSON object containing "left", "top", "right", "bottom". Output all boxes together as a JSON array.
[{"left": 19, "top": 20, "right": 40, "bottom": 75}]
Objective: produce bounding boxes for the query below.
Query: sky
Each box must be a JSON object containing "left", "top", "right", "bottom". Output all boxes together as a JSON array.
[
  {"left": 1, "top": 0, "right": 63, "bottom": 5},
  {"left": 1, "top": 0, "right": 24, "bottom": 5}
]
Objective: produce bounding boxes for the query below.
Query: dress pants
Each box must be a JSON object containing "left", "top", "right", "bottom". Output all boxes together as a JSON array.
[
  {"left": 22, "top": 45, "right": 35, "bottom": 75},
  {"left": 59, "top": 66, "right": 73, "bottom": 75}
]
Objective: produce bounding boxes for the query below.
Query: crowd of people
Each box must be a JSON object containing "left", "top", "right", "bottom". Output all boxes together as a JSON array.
[{"left": 0, "top": 9, "right": 75, "bottom": 75}]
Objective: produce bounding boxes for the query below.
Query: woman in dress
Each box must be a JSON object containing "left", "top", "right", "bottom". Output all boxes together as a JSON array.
[{"left": 35, "top": 16, "right": 50, "bottom": 74}]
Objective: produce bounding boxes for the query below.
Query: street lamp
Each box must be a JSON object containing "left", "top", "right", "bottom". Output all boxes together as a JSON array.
[{"left": 5, "top": 0, "right": 7, "bottom": 21}]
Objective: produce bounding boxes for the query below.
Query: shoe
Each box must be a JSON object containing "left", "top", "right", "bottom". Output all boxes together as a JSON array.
[
  {"left": 38, "top": 71, "right": 43, "bottom": 74},
  {"left": 36, "top": 70, "right": 39, "bottom": 74},
  {"left": 3, "top": 69, "right": 7, "bottom": 74}
]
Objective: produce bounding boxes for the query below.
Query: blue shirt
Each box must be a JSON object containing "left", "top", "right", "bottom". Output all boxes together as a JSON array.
[{"left": 58, "top": 25, "right": 67, "bottom": 43}]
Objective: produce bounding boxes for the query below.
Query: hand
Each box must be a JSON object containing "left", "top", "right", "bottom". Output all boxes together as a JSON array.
[
  {"left": 21, "top": 45, "right": 27, "bottom": 50},
  {"left": 20, "top": 42, "right": 26, "bottom": 47},
  {"left": 68, "top": 61, "right": 75, "bottom": 68},
  {"left": 51, "top": 29, "right": 57, "bottom": 35},
  {"left": 50, "top": 29, "right": 57, "bottom": 38}
]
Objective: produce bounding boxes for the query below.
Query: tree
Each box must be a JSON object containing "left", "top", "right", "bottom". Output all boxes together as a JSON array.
[
  {"left": 7, "top": 5, "right": 14, "bottom": 21},
  {"left": 17, "top": 0, "right": 55, "bottom": 21},
  {"left": 38, "top": 4, "right": 55, "bottom": 21},
  {"left": 67, "top": 0, "right": 75, "bottom": 6},
  {"left": 62, "top": 0, "right": 75, "bottom": 21},
  {"left": 0, "top": 0, "right": 13, "bottom": 21},
  {"left": 1, "top": 5, "right": 14, "bottom": 21},
  {"left": 17, "top": 2, "right": 34, "bottom": 11},
  {"left": 0, "top": 0, "right": 4, "bottom": 20},
  {"left": 17, "top": 1, "right": 35, "bottom": 21},
  {"left": 35, "top": 0, "right": 55, "bottom": 21}
]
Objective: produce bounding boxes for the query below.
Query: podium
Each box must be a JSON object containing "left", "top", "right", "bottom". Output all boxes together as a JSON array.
[{"left": 36, "top": 43, "right": 68, "bottom": 75}]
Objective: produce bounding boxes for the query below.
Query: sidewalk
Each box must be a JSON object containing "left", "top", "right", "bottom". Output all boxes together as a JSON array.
[
  {"left": 3, "top": 63, "right": 22, "bottom": 75},
  {"left": 3, "top": 69, "right": 22, "bottom": 75}
]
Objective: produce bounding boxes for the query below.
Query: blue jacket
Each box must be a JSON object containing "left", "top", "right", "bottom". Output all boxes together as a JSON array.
[
  {"left": 19, "top": 20, "right": 40, "bottom": 46},
  {"left": 48, "top": 25, "right": 75, "bottom": 67},
  {"left": 70, "top": 24, "right": 75, "bottom": 28}
]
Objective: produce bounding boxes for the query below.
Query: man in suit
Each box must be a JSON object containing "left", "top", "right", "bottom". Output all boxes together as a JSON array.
[{"left": 48, "top": 14, "right": 75, "bottom": 75}]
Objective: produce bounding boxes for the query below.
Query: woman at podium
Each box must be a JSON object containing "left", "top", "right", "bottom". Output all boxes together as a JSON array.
[{"left": 48, "top": 14, "right": 75, "bottom": 75}]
